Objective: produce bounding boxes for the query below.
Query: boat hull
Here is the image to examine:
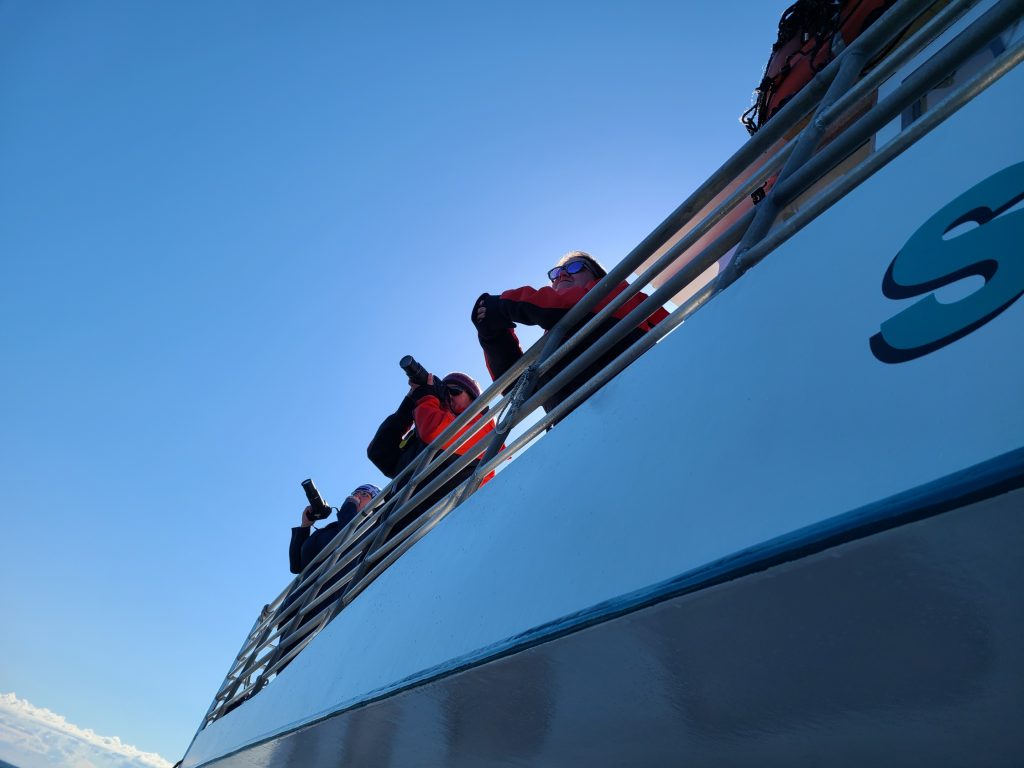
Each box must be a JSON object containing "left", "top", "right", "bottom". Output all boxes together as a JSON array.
[{"left": 189, "top": 469, "right": 1024, "bottom": 767}]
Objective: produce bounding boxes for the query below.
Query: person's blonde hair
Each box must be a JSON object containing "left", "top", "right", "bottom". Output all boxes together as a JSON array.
[{"left": 557, "top": 250, "right": 607, "bottom": 279}]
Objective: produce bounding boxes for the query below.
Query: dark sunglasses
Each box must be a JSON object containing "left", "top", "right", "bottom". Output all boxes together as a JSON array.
[
  {"left": 547, "top": 259, "right": 592, "bottom": 281},
  {"left": 446, "top": 385, "right": 466, "bottom": 397}
]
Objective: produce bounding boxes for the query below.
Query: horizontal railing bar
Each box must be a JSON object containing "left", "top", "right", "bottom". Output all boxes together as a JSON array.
[
  {"left": 302, "top": 520, "right": 381, "bottom": 591},
  {"left": 295, "top": 563, "right": 362, "bottom": 617},
  {"left": 531, "top": 11, "right": 1024, "bottom": 448},
  {"left": 203, "top": 602, "right": 280, "bottom": 724},
  {"left": 368, "top": 443, "right": 484, "bottom": 543},
  {"left": 531, "top": 143, "right": 792, "bottom": 384},
  {"left": 361, "top": 491, "right": 455, "bottom": 567},
  {"left": 224, "top": 634, "right": 307, "bottom": 698},
  {"left": 273, "top": 610, "right": 323, "bottom": 655},
  {"left": 252, "top": 514, "right": 374, "bottom": 637},
  {"left": 261, "top": 536, "right": 373, "bottom": 643},
  {"left": 267, "top": 571, "right": 333, "bottom": 630},
  {"left": 727, "top": 0, "right": 1021, "bottom": 283},
  {"left": 347, "top": 507, "right": 388, "bottom": 542},
  {"left": 451, "top": 211, "right": 754, "bottom": 509},
  {"left": 204, "top": 610, "right": 282, "bottom": 724},
  {"left": 240, "top": 604, "right": 289, "bottom": 650},
  {"left": 216, "top": 683, "right": 263, "bottom": 720},
  {"left": 253, "top": 607, "right": 305, "bottom": 650},
  {"left": 343, "top": 493, "right": 464, "bottom": 604},
  {"left": 386, "top": 345, "right": 543, "bottom": 488},
  {"left": 271, "top": 504, "right": 390, "bottom": 622},
  {"left": 728, "top": 38, "right": 870, "bottom": 284},
  {"left": 215, "top": 662, "right": 271, "bottom": 711},
  {"left": 775, "top": 0, "right": 1023, "bottom": 207},
  {"left": 520, "top": 0, "right": 942, "bottom": 357},
  {"left": 517, "top": 211, "right": 752, "bottom": 421},
  {"left": 400, "top": 5, "right": 877, "bottom": 454},
  {"left": 291, "top": 503, "right": 382, "bottom": 579},
  {"left": 782, "top": 0, "right": 1015, "bottom": 201},
  {"left": 400, "top": 412, "right": 500, "bottom": 496},
  {"left": 235, "top": 644, "right": 276, "bottom": 675},
  {"left": 734, "top": 27, "right": 1024, "bottom": 279},
  {"left": 261, "top": 620, "right": 326, "bottom": 680},
  {"left": 818, "top": 0, "right": 977, "bottom": 127}
]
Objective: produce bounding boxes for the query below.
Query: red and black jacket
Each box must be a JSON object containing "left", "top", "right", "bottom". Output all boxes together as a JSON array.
[
  {"left": 366, "top": 386, "right": 497, "bottom": 532},
  {"left": 474, "top": 281, "right": 668, "bottom": 414}
]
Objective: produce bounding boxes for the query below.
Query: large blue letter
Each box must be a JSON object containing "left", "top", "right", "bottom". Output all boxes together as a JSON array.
[{"left": 870, "top": 162, "right": 1024, "bottom": 364}]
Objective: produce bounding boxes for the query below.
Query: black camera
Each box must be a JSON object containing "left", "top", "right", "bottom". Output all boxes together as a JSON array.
[
  {"left": 301, "top": 478, "right": 332, "bottom": 521},
  {"left": 399, "top": 355, "right": 430, "bottom": 386}
]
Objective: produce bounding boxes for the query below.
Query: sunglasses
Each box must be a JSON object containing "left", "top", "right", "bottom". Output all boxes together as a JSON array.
[
  {"left": 548, "top": 259, "right": 592, "bottom": 281},
  {"left": 446, "top": 385, "right": 466, "bottom": 397}
]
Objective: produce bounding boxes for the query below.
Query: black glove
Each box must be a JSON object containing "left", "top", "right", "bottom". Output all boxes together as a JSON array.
[
  {"left": 409, "top": 382, "right": 446, "bottom": 403},
  {"left": 472, "top": 293, "right": 513, "bottom": 332}
]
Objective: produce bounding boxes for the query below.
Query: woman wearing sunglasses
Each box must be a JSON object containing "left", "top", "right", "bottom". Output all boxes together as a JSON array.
[
  {"left": 367, "top": 370, "right": 494, "bottom": 519},
  {"left": 407, "top": 371, "right": 491, "bottom": 459},
  {"left": 472, "top": 250, "right": 669, "bottom": 415}
]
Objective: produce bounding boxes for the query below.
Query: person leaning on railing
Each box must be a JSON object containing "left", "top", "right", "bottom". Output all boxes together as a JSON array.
[
  {"left": 366, "top": 371, "right": 494, "bottom": 527},
  {"left": 288, "top": 483, "right": 381, "bottom": 574},
  {"left": 471, "top": 250, "right": 669, "bottom": 413}
]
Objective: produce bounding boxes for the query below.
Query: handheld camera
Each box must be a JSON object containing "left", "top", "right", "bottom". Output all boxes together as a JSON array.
[
  {"left": 301, "top": 478, "right": 332, "bottom": 521},
  {"left": 399, "top": 355, "right": 430, "bottom": 386}
]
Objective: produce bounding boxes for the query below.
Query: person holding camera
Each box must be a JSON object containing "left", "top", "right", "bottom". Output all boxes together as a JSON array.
[
  {"left": 368, "top": 360, "right": 492, "bottom": 478},
  {"left": 471, "top": 250, "right": 669, "bottom": 415},
  {"left": 288, "top": 483, "right": 381, "bottom": 574},
  {"left": 367, "top": 363, "right": 494, "bottom": 527}
]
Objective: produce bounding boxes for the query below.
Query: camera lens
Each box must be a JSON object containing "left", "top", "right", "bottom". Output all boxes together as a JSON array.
[{"left": 399, "top": 355, "right": 429, "bottom": 386}]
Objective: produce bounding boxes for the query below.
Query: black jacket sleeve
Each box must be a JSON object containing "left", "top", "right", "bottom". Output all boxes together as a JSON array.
[
  {"left": 289, "top": 527, "right": 310, "bottom": 574},
  {"left": 492, "top": 285, "right": 582, "bottom": 330},
  {"left": 477, "top": 326, "right": 525, "bottom": 383},
  {"left": 299, "top": 522, "right": 341, "bottom": 572},
  {"left": 472, "top": 292, "right": 526, "bottom": 382},
  {"left": 367, "top": 396, "right": 417, "bottom": 478}
]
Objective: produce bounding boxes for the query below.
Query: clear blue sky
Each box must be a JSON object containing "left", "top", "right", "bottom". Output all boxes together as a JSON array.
[{"left": 0, "top": 1, "right": 782, "bottom": 761}]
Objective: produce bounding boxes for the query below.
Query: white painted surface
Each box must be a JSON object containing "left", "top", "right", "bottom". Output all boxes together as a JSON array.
[{"left": 183, "top": 57, "right": 1024, "bottom": 768}]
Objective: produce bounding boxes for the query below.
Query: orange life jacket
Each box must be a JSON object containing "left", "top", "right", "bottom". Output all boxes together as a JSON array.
[{"left": 741, "top": 0, "right": 898, "bottom": 136}]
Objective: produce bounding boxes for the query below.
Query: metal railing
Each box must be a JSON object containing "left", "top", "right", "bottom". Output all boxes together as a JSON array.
[{"left": 197, "top": 0, "right": 1024, "bottom": 729}]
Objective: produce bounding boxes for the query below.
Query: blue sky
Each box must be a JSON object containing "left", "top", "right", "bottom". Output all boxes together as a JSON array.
[{"left": 0, "top": 1, "right": 782, "bottom": 762}]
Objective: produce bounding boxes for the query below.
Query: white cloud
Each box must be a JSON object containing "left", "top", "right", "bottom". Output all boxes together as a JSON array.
[{"left": 0, "top": 692, "right": 172, "bottom": 768}]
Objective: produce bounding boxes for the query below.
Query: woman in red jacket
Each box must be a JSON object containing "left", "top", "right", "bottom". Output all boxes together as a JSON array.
[
  {"left": 472, "top": 250, "right": 668, "bottom": 414},
  {"left": 367, "top": 371, "right": 494, "bottom": 535},
  {"left": 367, "top": 371, "right": 492, "bottom": 480},
  {"left": 410, "top": 372, "right": 493, "bottom": 459}
]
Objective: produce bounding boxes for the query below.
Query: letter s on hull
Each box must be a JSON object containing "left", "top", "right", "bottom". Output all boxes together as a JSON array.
[{"left": 870, "top": 162, "right": 1024, "bottom": 364}]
